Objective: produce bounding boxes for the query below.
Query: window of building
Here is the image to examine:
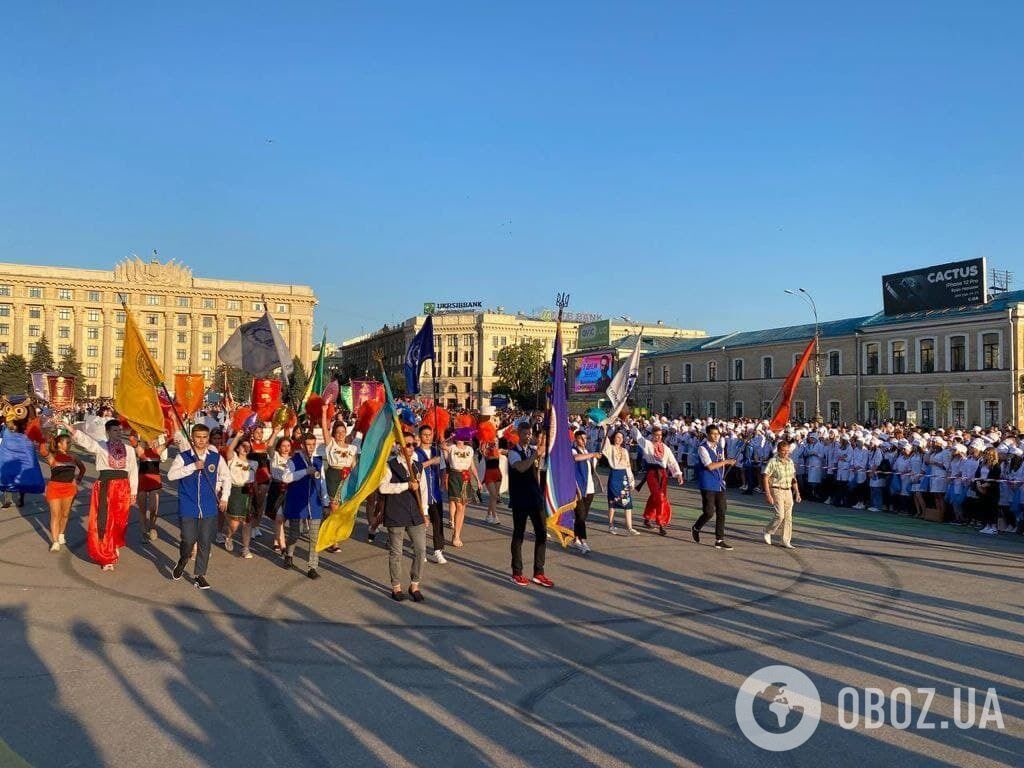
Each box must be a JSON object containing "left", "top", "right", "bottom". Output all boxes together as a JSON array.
[
  {"left": 145, "top": 331, "right": 158, "bottom": 343},
  {"left": 202, "top": 351, "right": 212, "bottom": 362},
  {"left": 228, "top": 318, "right": 239, "bottom": 329},
  {"left": 115, "top": 347, "right": 123, "bottom": 357},
  {"left": 176, "top": 349, "right": 187, "bottom": 361},
  {"left": 0, "top": 324, "right": 7, "bottom": 335},
  {"left": 793, "top": 400, "right": 805, "bottom": 421},
  {"left": 115, "top": 311, "right": 125, "bottom": 323},
  {"left": 58, "top": 308, "right": 71, "bottom": 321},
  {"left": 86, "top": 365, "right": 98, "bottom": 377},
  {"left": 762, "top": 356, "right": 773, "bottom": 379},
  {"left": 707, "top": 401, "right": 717, "bottom": 418},
  {"left": 733, "top": 401, "right": 744, "bottom": 418},
  {"left": 0, "top": 304, "right": 9, "bottom": 317},
  {"left": 148, "top": 347, "right": 158, "bottom": 358},
  {"left": 115, "top": 330, "right": 124, "bottom": 341},
  {"left": 87, "top": 309, "right": 100, "bottom": 323},
  {"left": 86, "top": 384, "right": 96, "bottom": 396},
  {"left": 734, "top": 359, "right": 743, "bottom": 380},
  {"left": 203, "top": 298, "right": 215, "bottom": 309},
  {"left": 202, "top": 334, "right": 212, "bottom": 345},
  {"left": 177, "top": 314, "right": 188, "bottom": 327},
  {"left": 865, "top": 343, "right": 880, "bottom": 375},
  {"left": 202, "top": 316, "right": 214, "bottom": 328},
  {"left": 893, "top": 400, "right": 907, "bottom": 422},
  {"left": 276, "top": 303, "right": 288, "bottom": 313},
  {"left": 147, "top": 314, "right": 158, "bottom": 325},
  {"left": 982, "top": 332, "right": 1000, "bottom": 370},
  {"left": 27, "top": 343, "right": 37, "bottom": 354},
  {"left": 866, "top": 401, "right": 878, "bottom": 423},
  {"left": 447, "top": 335, "right": 458, "bottom": 346},
  {"left": 463, "top": 366, "right": 472, "bottom": 376},
  {"left": 708, "top": 361, "right": 717, "bottom": 382},
  {"left": 683, "top": 402, "right": 692, "bottom": 417},
  {"left": 645, "top": 367, "right": 653, "bottom": 385},
  {"left": 87, "top": 346, "right": 98, "bottom": 358},
  {"left": 176, "top": 296, "right": 190, "bottom": 308},
  {"left": 683, "top": 363, "right": 692, "bottom": 383},
  {"left": 949, "top": 335, "right": 966, "bottom": 372},
  {"left": 177, "top": 331, "right": 187, "bottom": 344},
  {"left": 174, "top": 366, "right": 187, "bottom": 374},
  {"left": 58, "top": 289, "right": 73, "bottom": 300},
  {"left": 88, "top": 291, "right": 101, "bottom": 302},
  {"left": 275, "top": 320, "right": 285, "bottom": 332},
  {"left": 951, "top": 400, "right": 966, "bottom": 426},
  {"left": 28, "top": 287, "right": 43, "bottom": 298},
  {"left": 87, "top": 328, "right": 99, "bottom": 339},
  {"left": 983, "top": 400, "right": 1001, "bottom": 426},
  {"left": 0, "top": 286, "right": 10, "bottom": 296},
  {"left": 58, "top": 327, "right": 70, "bottom": 339},
  {"left": 828, "top": 400, "right": 841, "bottom": 423},
  {"left": 828, "top": 350, "right": 841, "bottom": 376},
  {"left": 918, "top": 338, "right": 935, "bottom": 373},
  {"left": 891, "top": 341, "right": 906, "bottom": 373},
  {"left": 28, "top": 307, "right": 41, "bottom": 319},
  {"left": 919, "top": 400, "right": 934, "bottom": 427},
  {"left": 0, "top": 342, "right": 9, "bottom": 355},
  {"left": 661, "top": 365, "right": 670, "bottom": 384},
  {"left": 28, "top": 325, "right": 40, "bottom": 337},
  {"left": 146, "top": 295, "right": 160, "bottom": 306},
  {"left": 463, "top": 334, "right": 473, "bottom": 346},
  {"left": 226, "top": 300, "right": 241, "bottom": 311},
  {"left": 58, "top": 344, "right": 70, "bottom": 356}
]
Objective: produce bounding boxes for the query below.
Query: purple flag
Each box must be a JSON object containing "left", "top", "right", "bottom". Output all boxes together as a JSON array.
[{"left": 544, "top": 320, "right": 580, "bottom": 546}]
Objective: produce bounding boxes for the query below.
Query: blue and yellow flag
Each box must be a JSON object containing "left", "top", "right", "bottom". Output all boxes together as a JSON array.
[{"left": 316, "top": 367, "right": 405, "bottom": 551}]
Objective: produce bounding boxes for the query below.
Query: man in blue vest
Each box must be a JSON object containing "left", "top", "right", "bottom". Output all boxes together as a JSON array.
[
  {"left": 691, "top": 423, "right": 737, "bottom": 550},
  {"left": 414, "top": 424, "right": 447, "bottom": 565},
  {"left": 282, "top": 432, "right": 331, "bottom": 579},
  {"left": 167, "top": 424, "right": 231, "bottom": 589}
]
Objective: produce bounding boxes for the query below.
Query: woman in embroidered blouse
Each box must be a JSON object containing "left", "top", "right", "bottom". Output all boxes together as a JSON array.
[
  {"left": 223, "top": 432, "right": 257, "bottom": 558},
  {"left": 445, "top": 430, "right": 479, "bottom": 548},
  {"left": 602, "top": 431, "right": 637, "bottom": 535}
]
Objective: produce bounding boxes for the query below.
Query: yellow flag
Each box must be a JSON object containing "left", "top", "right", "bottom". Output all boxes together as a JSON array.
[{"left": 115, "top": 311, "right": 165, "bottom": 441}]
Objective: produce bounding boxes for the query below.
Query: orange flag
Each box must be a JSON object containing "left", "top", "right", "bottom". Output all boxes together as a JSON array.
[{"left": 769, "top": 339, "right": 815, "bottom": 431}]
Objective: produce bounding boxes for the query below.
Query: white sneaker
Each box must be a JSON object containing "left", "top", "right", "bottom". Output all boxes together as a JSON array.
[
  {"left": 867, "top": 507, "right": 880, "bottom": 512},
  {"left": 608, "top": 525, "right": 620, "bottom": 535},
  {"left": 580, "top": 541, "right": 591, "bottom": 553},
  {"left": 428, "top": 550, "right": 448, "bottom": 564},
  {"left": 570, "top": 539, "right": 585, "bottom": 552},
  {"left": 980, "top": 526, "right": 997, "bottom": 535},
  {"left": 627, "top": 527, "right": 640, "bottom": 536},
  {"left": 781, "top": 542, "right": 796, "bottom": 549},
  {"left": 853, "top": 503, "right": 865, "bottom": 510},
  {"left": 58, "top": 534, "right": 66, "bottom": 545},
  {"left": 763, "top": 532, "right": 771, "bottom": 545},
  {"left": 242, "top": 549, "right": 253, "bottom": 559},
  {"left": 215, "top": 532, "right": 226, "bottom": 544},
  {"left": 50, "top": 542, "right": 60, "bottom": 552}
]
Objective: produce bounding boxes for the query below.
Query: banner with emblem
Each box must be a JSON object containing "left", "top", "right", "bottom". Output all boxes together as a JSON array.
[
  {"left": 173, "top": 373, "right": 206, "bottom": 416},
  {"left": 252, "top": 377, "right": 283, "bottom": 421},
  {"left": 115, "top": 311, "right": 165, "bottom": 441},
  {"left": 217, "top": 310, "right": 293, "bottom": 378},
  {"left": 601, "top": 331, "right": 643, "bottom": 425},
  {"left": 45, "top": 373, "right": 76, "bottom": 411}
]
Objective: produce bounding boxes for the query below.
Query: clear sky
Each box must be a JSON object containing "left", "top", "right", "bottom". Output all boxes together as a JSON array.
[{"left": 1, "top": 2, "right": 1021, "bottom": 344}]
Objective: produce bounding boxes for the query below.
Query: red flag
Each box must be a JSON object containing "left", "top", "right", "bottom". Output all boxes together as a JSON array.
[{"left": 769, "top": 339, "right": 815, "bottom": 431}]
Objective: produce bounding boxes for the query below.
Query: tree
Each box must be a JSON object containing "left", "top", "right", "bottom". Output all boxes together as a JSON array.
[
  {"left": 0, "top": 354, "right": 30, "bottom": 397},
  {"left": 58, "top": 346, "right": 87, "bottom": 400},
  {"left": 214, "top": 364, "right": 255, "bottom": 404},
  {"left": 288, "top": 356, "right": 308, "bottom": 407},
  {"left": 387, "top": 371, "right": 407, "bottom": 399},
  {"left": 493, "top": 340, "right": 547, "bottom": 408},
  {"left": 29, "top": 333, "right": 55, "bottom": 373},
  {"left": 936, "top": 385, "right": 952, "bottom": 428},
  {"left": 874, "top": 386, "right": 890, "bottom": 424}
]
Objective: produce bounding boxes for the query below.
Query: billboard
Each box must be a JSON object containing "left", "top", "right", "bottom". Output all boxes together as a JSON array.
[
  {"left": 573, "top": 352, "right": 615, "bottom": 394},
  {"left": 423, "top": 301, "right": 482, "bottom": 314},
  {"left": 577, "top": 319, "right": 610, "bottom": 350},
  {"left": 882, "top": 258, "right": 986, "bottom": 315}
]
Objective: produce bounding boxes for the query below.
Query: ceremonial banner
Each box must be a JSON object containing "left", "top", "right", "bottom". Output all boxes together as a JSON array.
[
  {"left": 351, "top": 379, "right": 384, "bottom": 412},
  {"left": 252, "top": 378, "right": 283, "bottom": 421},
  {"left": 217, "top": 310, "right": 293, "bottom": 378},
  {"left": 317, "top": 371, "right": 405, "bottom": 551},
  {"left": 115, "top": 312, "right": 165, "bottom": 441},
  {"left": 45, "top": 374, "right": 76, "bottom": 411},
  {"left": 403, "top": 315, "right": 435, "bottom": 395},
  {"left": 173, "top": 373, "right": 205, "bottom": 415},
  {"left": 30, "top": 372, "right": 49, "bottom": 400},
  {"left": 602, "top": 331, "right": 642, "bottom": 425},
  {"left": 769, "top": 338, "right": 815, "bottom": 431},
  {"left": 544, "top": 318, "right": 580, "bottom": 546}
]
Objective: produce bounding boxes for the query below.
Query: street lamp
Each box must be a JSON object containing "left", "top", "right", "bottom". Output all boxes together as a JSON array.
[{"left": 785, "top": 288, "right": 822, "bottom": 423}]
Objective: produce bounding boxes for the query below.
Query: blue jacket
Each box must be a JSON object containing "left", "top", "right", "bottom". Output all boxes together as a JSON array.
[
  {"left": 283, "top": 453, "right": 329, "bottom": 520},
  {"left": 177, "top": 449, "right": 223, "bottom": 519}
]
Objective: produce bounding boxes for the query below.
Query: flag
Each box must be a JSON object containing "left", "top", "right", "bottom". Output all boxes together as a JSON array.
[
  {"left": 316, "top": 368, "right": 406, "bottom": 551},
  {"left": 403, "top": 315, "right": 435, "bottom": 395},
  {"left": 174, "top": 373, "right": 205, "bottom": 415},
  {"left": 217, "top": 311, "right": 293, "bottom": 378},
  {"left": 601, "top": 330, "right": 643, "bottom": 425},
  {"left": 544, "top": 319, "right": 580, "bottom": 547},
  {"left": 299, "top": 329, "right": 328, "bottom": 413},
  {"left": 769, "top": 339, "right": 815, "bottom": 431},
  {"left": 115, "top": 311, "right": 165, "bottom": 441},
  {"left": 30, "top": 372, "right": 48, "bottom": 400},
  {"left": 339, "top": 384, "right": 353, "bottom": 411}
]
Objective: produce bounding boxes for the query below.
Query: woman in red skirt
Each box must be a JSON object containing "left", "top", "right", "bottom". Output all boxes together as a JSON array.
[
  {"left": 40, "top": 431, "right": 85, "bottom": 552},
  {"left": 134, "top": 438, "right": 166, "bottom": 541}
]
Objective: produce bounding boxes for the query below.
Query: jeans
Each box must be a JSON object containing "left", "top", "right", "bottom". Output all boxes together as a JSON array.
[
  {"left": 511, "top": 505, "right": 547, "bottom": 576},
  {"left": 695, "top": 490, "right": 727, "bottom": 541},
  {"left": 179, "top": 516, "right": 218, "bottom": 577},
  {"left": 387, "top": 523, "right": 426, "bottom": 586},
  {"left": 286, "top": 517, "right": 321, "bottom": 569},
  {"left": 426, "top": 501, "right": 445, "bottom": 552}
]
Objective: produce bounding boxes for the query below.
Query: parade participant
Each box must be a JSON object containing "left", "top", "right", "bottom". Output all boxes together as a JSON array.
[
  {"left": 849, "top": 436, "right": 870, "bottom": 509},
  {"left": 974, "top": 447, "right": 1002, "bottom": 535},
  {"left": 762, "top": 438, "right": 800, "bottom": 548},
  {"left": 445, "top": 430, "right": 478, "bottom": 548},
  {"left": 414, "top": 424, "right": 448, "bottom": 564},
  {"left": 267, "top": 435, "right": 293, "bottom": 552},
  {"left": 321, "top": 419, "right": 359, "bottom": 553},
  {"left": 210, "top": 427, "right": 230, "bottom": 545},
  {"left": 380, "top": 434, "right": 429, "bottom": 601},
  {"left": 507, "top": 423, "right": 552, "bottom": 587},
  {"left": 692, "top": 423, "right": 736, "bottom": 549},
  {"left": 135, "top": 437, "right": 166, "bottom": 541},
  {"left": 480, "top": 434, "right": 504, "bottom": 525},
  {"left": 40, "top": 431, "right": 85, "bottom": 552},
  {"left": 602, "top": 430, "right": 637, "bottom": 534},
  {"left": 947, "top": 443, "right": 969, "bottom": 524},
  {"left": 281, "top": 432, "right": 331, "bottom": 578},
  {"left": 928, "top": 438, "right": 950, "bottom": 521},
  {"left": 223, "top": 432, "right": 256, "bottom": 558},
  {"left": 910, "top": 441, "right": 927, "bottom": 518},
  {"left": 890, "top": 442, "right": 912, "bottom": 514},
  {"left": 961, "top": 441, "right": 983, "bottom": 527},
  {"left": 247, "top": 424, "right": 276, "bottom": 541},
  {"left": 570, "top": 429, "right": 602, "bottom": 553},
  {"left": 805, "top": 432, "right": 825, "bottom": 501},
  {"left": 167, "top": 424, "right": 230, "bottom": 589},
  {"left": 0, "top": 398, "right": 45, "bottom": 508},
  {"left": 834, "top": 435, "right": 852, "bottom": 507},
  {"left": 70, "top": 419, "right": 138, "bottom": 571},
  {"left": 867, "top": 438, "right": 891, "bottom": 512},
  {"left": 630, "top": 422, "right": 683, "bottom": 535}
]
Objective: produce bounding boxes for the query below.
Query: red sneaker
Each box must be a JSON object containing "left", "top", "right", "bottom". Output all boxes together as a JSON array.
[
  {"left": 511, "top": 574, "right": 530, "bottom": 586},
  {"left": 531, "top": 573, "right": 554, "bottom": 588}
]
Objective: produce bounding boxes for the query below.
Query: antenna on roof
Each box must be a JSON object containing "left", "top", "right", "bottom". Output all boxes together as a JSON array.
[{"left": 989, "top": 268, "right": 1014, "bottom": 298}]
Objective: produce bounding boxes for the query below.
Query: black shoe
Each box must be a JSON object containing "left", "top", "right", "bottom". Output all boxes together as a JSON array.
[
  {"left": 715, "top": 540, "right": 733, "bottom": 550},
  {"left": 307, "top": 568, "right": 320, "bottom": 580},
  {"left": 409, "top": 589, "right": 425, "bottom": 603},
  {"left": 283, "top": 554, "right": 294, "bottom": 569},
  {"left": 172, "top": 561, "right": 186, "bottom": 581},
  {"left": 391, "top": 590, "right": 406, "bottom": 601},
  {"left": 367, "top": 530, "right": 376, "bottom": 543},
  {"left": 658, "top": 526, "right": 667, "bottom": 536},
  {"left": 194, "top": 576, "right": 211, "bottom": 590},
  {"left": 326, "top": 544, "right": 340, "bottom": 553},
  {"left": 643, "top": 519, "right": 652, "bottom": 529},
  {"left": 691, "top": 526, "right": 700, "bottom": 543}
]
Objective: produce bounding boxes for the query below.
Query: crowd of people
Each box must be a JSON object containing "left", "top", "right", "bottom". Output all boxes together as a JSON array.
[{"left": 2, "top": 395, "right": 1021, "bottom": 602}]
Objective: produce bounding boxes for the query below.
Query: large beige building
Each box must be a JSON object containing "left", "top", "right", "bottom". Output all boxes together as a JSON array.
[
  {"left": 336, "top": 310, "right": 704, "bottom": 409},
  {"left": 0, "top": 257, "right": 316, "bottom": 398}
]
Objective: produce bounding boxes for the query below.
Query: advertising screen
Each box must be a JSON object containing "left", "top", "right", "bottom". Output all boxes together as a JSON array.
[
  {"left": 573, "top": 353, "right": 615, "bottom": 394},
  {"left": 882, "top": 258, "right": 986, "bottom": 315}
]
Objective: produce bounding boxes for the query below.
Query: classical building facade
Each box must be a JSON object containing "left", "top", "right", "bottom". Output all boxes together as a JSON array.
[
  {"left": 0, "top": 257, "right": 317, "bottom": 398},
  {"left": 639, "top": 289, "right": 1024, "bottom": 429},
  {"left": 337, "top": 311, "right": 704, "bottom": 409}
]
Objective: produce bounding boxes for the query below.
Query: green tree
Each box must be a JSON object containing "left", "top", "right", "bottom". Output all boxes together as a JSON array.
[
  {"left": 935, "top": 385, "right": 952, "bottom": 428},
  {"left": 0, "top": 354, "right": 30, "bottom": 397},
  {"left": 493, "top": 340, "right": 547, "bottom": 408},
  {"left": 874, "top": 386, "right": 890, "bottom": 424},
  {"left": 214, "top": 363, "right": 255, "bottom": 404},
  {"left": 287, "top": 356, "right": 308, "bottom": 406},
  {"left": 58, "top": 346, "right": 87, "bottom": 400},
  {"left": 29, "top": 333, "right": 55, "bottom": 373},
  {"left": 388, "top": 371, "right": 407, "bottom": 398}
]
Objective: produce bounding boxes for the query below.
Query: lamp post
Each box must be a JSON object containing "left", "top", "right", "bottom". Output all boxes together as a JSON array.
[{"left": 785, "top": 288, "right": 822, "bottom": 423}]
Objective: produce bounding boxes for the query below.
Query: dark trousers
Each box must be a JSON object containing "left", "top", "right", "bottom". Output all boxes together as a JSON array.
[
  {"left": 179, "top": 516, "right": 218, "bottom": 577},
  {"left": 427, "top": 501, "right": 445, "bottom": 552},
  {"left": 743, "top": 466, "right": 759, "bottom": 493},
  {"left": 695, "top": 490, "right": 727, "bottom": 541},
  {"left": 574, "top": 493, "right": 593, "bottom": 540},
  {"left": 511, "top": 504, "right": 546, "bottom": 576}
]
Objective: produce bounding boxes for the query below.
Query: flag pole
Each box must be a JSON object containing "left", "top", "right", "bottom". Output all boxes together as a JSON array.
[{"left": 375, "top": 349, "right": 421, "bottom": 511}]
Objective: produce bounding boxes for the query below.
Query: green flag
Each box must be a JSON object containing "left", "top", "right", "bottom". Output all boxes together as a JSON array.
[
  {"left": 340, "top": 384, "right": 353, "bottom": 410},
  {"left": 300, "top": 329, "right": 327, "bottom": 413}
]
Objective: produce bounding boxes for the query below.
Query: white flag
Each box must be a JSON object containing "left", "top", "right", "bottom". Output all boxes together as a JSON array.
[
  {"left": 602, "top": 331, "right": 642, "bottom": 425},
  {"left": 217, "top": 311, "right": 294, "bottom": 378}
]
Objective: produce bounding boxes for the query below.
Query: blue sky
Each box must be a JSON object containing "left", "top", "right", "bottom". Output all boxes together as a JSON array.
[{"left": 1, "top": 2, "right": 1021, "bottom": 344}]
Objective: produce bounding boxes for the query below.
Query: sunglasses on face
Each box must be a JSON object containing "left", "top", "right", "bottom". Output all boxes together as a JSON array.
[{"left": 404, "top": 442, "right": 416, "bottom": 448}]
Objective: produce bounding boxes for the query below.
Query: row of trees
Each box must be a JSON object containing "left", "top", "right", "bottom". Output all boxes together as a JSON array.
[{"left": 0, "top": 335, "right": 86, "bottom": 399}]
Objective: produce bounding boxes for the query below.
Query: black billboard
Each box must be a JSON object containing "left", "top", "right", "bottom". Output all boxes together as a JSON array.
[{"left": 882, "top": 258, "right": 986, "bottom": 315}]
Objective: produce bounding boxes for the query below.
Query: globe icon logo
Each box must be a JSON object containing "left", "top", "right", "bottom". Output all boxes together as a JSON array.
[{"left": 736, "top": 665, "right": 821, "bottom": 751}]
